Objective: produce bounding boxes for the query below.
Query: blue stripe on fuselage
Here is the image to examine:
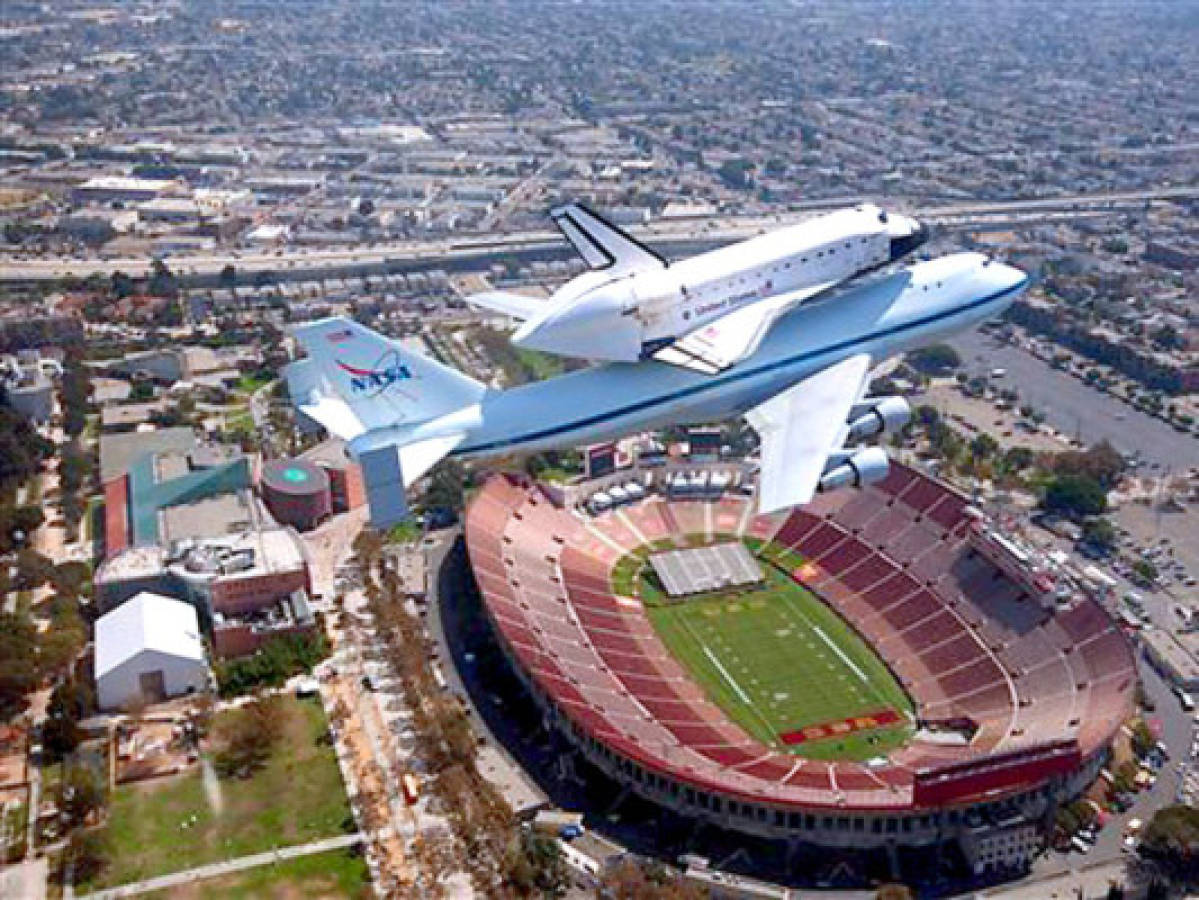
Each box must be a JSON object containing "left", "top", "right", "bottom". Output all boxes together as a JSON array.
[{"left": 455, "top": 279, "right": 1025, "bottom": 456}]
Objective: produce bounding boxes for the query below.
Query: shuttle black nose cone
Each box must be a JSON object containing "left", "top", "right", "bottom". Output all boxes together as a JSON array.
[{"left": 890, "top": 222, "right": 930, "bottom": 261}]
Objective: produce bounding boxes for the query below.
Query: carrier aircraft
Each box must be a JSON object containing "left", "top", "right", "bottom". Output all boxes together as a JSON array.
[
  {"left": 467, "top": 202, "right": 928, "bottom": 374},
  {"left": 284, "top": 252, "right": 1027, "bottom": 527}
]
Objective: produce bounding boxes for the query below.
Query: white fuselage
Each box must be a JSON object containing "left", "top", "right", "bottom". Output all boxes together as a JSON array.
[
  {"left": 513, "top": 203, "right": 925, "bottom": 361},
  {"left": 351, "top": 253, "right": 1028, "bottom": 462}
]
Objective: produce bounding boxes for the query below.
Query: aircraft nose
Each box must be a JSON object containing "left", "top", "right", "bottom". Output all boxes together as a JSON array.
[{"left": 992, "top": 260, "right": 1029, "bottom": 295}]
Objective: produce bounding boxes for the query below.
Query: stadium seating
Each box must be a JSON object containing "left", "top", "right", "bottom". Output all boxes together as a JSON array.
[{"left": 466, "top": 464, "right": 1136, "bottom": 815}]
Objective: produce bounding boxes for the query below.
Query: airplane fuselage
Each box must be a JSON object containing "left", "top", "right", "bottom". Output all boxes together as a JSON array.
[{"left": 354, "top": 253, "right": 1027, "bottom": 463}]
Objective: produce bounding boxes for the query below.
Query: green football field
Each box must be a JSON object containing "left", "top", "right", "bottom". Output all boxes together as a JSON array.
[{"left": 644, "top": 560, "right": 915, "bottom": 762}]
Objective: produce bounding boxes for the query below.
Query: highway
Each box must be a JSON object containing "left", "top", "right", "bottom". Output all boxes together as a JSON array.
[
  {"left": 1, "top": 186, "right": 1194, "bottom": 284},
  {"left": 950, "top": 329, "right": 1199, "bottom": 470}
]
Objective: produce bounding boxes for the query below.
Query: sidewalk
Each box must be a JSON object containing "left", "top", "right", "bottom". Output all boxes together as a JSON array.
[{"left": 75, "top": 832, "right": 364, "bottom": 899}]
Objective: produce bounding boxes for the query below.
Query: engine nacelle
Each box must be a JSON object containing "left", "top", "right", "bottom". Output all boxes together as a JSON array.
[
  {"left": 818, "top": 447, "right": 890, "bottom": 493},
  {"left": 846, "top": 396, "right": 911, "bottom": 442}
]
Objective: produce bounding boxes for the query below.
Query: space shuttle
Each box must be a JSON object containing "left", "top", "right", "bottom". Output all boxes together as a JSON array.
[{"left": 466, "top": 202, "right": 928, "bottom": 374}]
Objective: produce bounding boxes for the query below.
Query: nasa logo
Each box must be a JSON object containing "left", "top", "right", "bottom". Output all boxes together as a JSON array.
[{"left": 336, "top": 350, "right": 415, "bottom": 397}]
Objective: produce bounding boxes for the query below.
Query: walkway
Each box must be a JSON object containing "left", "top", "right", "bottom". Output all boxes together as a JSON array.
[{"left": 75, "top": 832, "right": 364, "bottom": 899}]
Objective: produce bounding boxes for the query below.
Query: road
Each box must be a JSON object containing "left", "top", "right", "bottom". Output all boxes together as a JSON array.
[
  {"left": 2, "top": 187, "right": 1195, "bottom": 284},
  {"left": 950, "top": 330, "right": 1199, "bottom": 470},
  {"left": 1019, "top": 656, "right": 1192, "bottom": 893},
  {"left": 74, "top": 832, "right": 364, "bottom": 899}
]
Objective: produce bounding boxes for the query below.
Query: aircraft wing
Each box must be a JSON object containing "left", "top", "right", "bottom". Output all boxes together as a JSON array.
[
  {"left": 463, "top": 290, "right": 547, "bottom": 322},
  {"left": 746, "top": 353, "right": 872, "bottom": 514},
  {"left": 550, "top": 202, "right": 666, "bottom": 276},
  {"left": 652, "top": 280, "right": 838, "bottom": 375}
]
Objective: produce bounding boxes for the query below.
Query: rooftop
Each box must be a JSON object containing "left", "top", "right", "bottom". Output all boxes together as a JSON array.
[
  {"left": 97, "top": 526, "right": 307, "bottom": 584},
  {"left": 100, "top": 426, "right": 196, "bottom": 482},
  {"left": 95, "top": 591, "right": 204, "bottom": 679}
]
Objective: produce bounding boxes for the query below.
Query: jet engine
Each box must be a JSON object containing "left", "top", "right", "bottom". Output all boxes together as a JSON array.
[
  {"left": 846, "top": 396, "right": 911, "bottom": 442},
  {"left": 817, "top": 447, "right": 890, "bottom": 493}
]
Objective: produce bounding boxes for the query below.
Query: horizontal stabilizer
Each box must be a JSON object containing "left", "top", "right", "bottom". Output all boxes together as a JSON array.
[
  {"left": 355, "top": 432, "right": 465, "bottom": 528},
  {"left": 653, "top": 281, "right": 836, "bottom": 374},
  {"left": 550, "top": 202, "right": 665, "bottom": 276},
  {"left": 463, "top": 290, "right": 547, "bottom": 322}
]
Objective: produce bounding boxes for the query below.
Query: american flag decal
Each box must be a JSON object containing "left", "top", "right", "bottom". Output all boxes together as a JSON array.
[{"left": 325, "top": 328, "right": 354, "bottom": 344}]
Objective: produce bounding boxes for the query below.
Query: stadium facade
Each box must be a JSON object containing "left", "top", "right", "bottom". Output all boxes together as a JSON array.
[{"left": 463, "top": 461, "right": 1136, "bottom": 876}]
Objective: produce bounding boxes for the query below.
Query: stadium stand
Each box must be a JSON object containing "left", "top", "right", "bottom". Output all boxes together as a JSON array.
[{"left": 465, "top": 461, "right": 1136, "bottom": 847}]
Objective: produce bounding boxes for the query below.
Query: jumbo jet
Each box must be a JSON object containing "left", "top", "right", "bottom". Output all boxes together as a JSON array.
[
  {"left": 466, "top": 202, "right": 928, "bottom": 374},
  {"left": 285, "top": 252, "right": 1026, "bottom": 527}
]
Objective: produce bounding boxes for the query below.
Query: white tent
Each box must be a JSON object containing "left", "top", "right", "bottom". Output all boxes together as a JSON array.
[{"left": 95, "top": 592, "right": 208, "bottom": 711}]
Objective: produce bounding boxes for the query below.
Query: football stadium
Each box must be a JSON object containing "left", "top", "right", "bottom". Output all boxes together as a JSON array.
[{"left": 464, "top": 461, "right": 1136, "bottom": 875}]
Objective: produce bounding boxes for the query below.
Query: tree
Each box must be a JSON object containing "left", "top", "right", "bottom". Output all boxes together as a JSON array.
[
  {"left": 969, "top": 433, "right": 999, "bottom": 461},
  {"left": 1053, "top": 441, "right": 1126, "bottom": 490},
  {"left": 1002, "top": 446, "right": 1034, "bottom": 473},
  {"left": 1140, "top": 805, "right": 1199, "bottom": 886},
  {"left": 0, "top": 612, "right": 39, "bottom": 718},
  {"left": 1043, "top": 474, "right": 1107, "bottom": 518},
  {"left": 43, "top": 678, "right": 93, "bottom": 762},
  {"left": 1131, "top": 719, "right": 1156, "bottom": 758},
  {"left": 600, "top": 858, "right": 707, "bottom": 899},
  {"left": 147, "top": 259, "right": 178, "bottom": 298},
  {"left": 424, "top": 458, "right": 465, "bottom": 512},
  {"left": 64, "top": 828, "right": 107, "bottom": 883},
  {"left": 210, "top": 694, "right": 287, "bottom": 777},
  {"left": 1133, "top": 558, "right": 1158, "bottom": 583},
  {"left": 716, "top": 158, "right": 755, "bottom": 190},
  {"left": 60, "top": 762, "right": 105, "bottom": 828},
  {"left": 503, "top": 829, "right": 568, "bottom": 897},
  {"left": 1081, "top": 518, "right": 1117, "bottom": 550},
  {"left": 906, "top": 343, "right": 962, "bottom": 374}
]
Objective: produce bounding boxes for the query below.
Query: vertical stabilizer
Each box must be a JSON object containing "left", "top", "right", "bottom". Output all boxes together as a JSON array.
[{"left": 290, "top": 317, "right": 485, "bottom": 435}]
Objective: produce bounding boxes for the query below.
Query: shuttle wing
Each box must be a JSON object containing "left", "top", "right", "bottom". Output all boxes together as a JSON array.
[
  {"left": 551, "top": 203, "right": 666, "bottom": 276},
  {"left": 747, "top": 354, "right": 872, "bottom": 514},
  {"left": 463, "top": 290, "right": 547, "bottom": 322},
  {"left": 653, "top": 280, "right": 838, "bottom": 375}
]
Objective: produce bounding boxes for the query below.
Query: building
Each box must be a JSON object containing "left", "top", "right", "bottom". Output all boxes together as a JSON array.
[
  {"left": 297, "top": 438, "right": 368, "bottom": 513},
  {"left": 464, "top": 464, "right": 1135, "bottom": 878},
  {"left": 2, "top": 373, "right": 53, "bottom": 423},
  {"left": 59, "top": 207, "right": 138, "bottom": 243},
  {"left": 71, "top": 175, "right": 177, "bottom": 205},
  {"left": 95, "top": 592, "right": 208, "bottom": 710},
  {"left": 95, "top": 527, "right": 310, "bottom": 615},
  {"left": 100, "top": 439, "right": 249, "bottom": 554},
  {"left": 260, "top": 459, "right": 332, "bottom": 531},
  {"left": 1142, "top": 628, "right": 1199, "bottom": 691}
]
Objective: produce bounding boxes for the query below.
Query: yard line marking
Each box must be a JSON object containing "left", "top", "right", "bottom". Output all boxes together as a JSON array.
[
  {"left": 813, "top": 624, "right": 870, "bottom": 684},
  {"left": 703, "top": 645, "right": 753, "bottom": 705}
]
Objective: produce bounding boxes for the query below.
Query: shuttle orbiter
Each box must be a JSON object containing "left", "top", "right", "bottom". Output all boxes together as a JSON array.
[{"left": 467, "top": 202, "right": 927, "bottom": 374}]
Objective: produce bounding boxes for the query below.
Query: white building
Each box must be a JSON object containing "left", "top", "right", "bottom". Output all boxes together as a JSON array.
[{"left": 95, "top": 592, "right": 208, "bottom": 710}]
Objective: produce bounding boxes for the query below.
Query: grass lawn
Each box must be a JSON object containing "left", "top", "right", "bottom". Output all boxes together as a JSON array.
[
  {"left": 235, "top": 373, "right": 274, "bottom": 395},
  {"left": 646, "top": 566, "right": 915, "bottom": 761},
  {"left": 81, "top": 697, "right": 355, "bottom": 891},
  {"left": 140, "top": 847, "right": 372, "bottom": 899}
]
